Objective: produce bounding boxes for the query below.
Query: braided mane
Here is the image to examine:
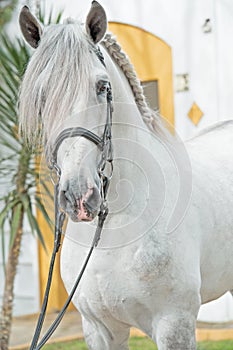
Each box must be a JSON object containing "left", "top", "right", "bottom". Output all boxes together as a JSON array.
[{"left": 102, "top": 33, "right": 169, "bottom": 137}]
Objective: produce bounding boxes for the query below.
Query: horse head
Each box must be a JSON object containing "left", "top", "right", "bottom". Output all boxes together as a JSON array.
[{"left": 19, "top": 2, "right": 114, "bottom": 222}]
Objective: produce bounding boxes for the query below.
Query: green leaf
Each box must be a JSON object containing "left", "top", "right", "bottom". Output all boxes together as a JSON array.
[
  {"left": 35, "top": 196, "right": 52, "bottom": 230},
  {"left": 0, "top": 118, "right": 14, "bottom": 134},
  {"left": 22, "top": 194, "right": 47, "bottom": 250},
  {"left": 1, "top": 137, "right": 20, "bottom": 153},
  {"left": 38, "top": 180, "right": 54, "bottom": 201},
  {"left": 0, "top": 55, "right": 19, "bottom": 84},
  {"left": 26, "top": 204, "right": 46, "bottom": 251},
  {"left": 55, "top": 12, "right": 63, "bottom": 24},
  {"left": 0, "top": 84, "right": 15, "bottom": 102},
  {"left": 0, "top": 73, "right": 17, "bottom": 99},
  {"left": 0, "top": 89, "right": 17, "bottom": 115},
  {"left": 0, "top": 92, "right": 17, "bottom": 119},
  {"left": 0, "top": 35, "right": 21, "bottom": 68},
  {"left": 38, "top": 6, "right": 44, "bottom": 24},
  {"left": 20, "top": 193, "right": 30, "bottom": 212},
  {"left": 48, "top": 10, "right": 52, "bottom": 25},
  {"left": 0, "top": 48, "right": 15, "bottom": 67},
  {"left": 0, "top": 197, "right": 20, "bottom": 229}
]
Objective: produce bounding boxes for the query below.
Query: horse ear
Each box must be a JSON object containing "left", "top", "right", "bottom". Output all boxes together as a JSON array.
[
  {"left": 19, "top": 6, "right": 42, "bottom": 48},
  {"left": 86, "top": 1, "right": 107, "bottom": 44}
]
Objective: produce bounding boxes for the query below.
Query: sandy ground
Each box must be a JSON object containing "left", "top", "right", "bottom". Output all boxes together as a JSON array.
[
  {"left": 9, "top": 310, "right": 233, "bottom": 349},
  {"left": 10, "top": 310, "right": 83, "bottom": 349}
]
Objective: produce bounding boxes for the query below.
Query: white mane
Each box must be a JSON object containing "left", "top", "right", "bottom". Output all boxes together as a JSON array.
[
  {"left": 19, "top": 20, "right": 93, "bottom": 145},
  {"left": 19, "top": 20, "right": 171, "bottom": 148}
]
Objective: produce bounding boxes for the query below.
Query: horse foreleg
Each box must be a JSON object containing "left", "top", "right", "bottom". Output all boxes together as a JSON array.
[
  {"left": 82, "top": 316, "right": 130, "bottom": 350},
  {"left": 153, "top": 310, "right": 197, "bottom": 350}
]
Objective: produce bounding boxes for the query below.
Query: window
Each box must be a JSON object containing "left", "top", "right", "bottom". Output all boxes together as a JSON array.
[{"left": 142, "top": 80, "right": 159, "bottom": 111}]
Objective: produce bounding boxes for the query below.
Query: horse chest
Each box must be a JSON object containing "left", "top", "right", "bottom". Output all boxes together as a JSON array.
[
  {"left": 74, "top": 235, "right": 172, "bottom": 313},
  {"left": 61, "top": 229, "right": 175, "bottom": 328}
]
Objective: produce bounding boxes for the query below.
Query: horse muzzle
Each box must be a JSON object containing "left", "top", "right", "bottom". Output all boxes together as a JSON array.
[{"left": 59, "top": 185, "right": 101, "bottom": 222}]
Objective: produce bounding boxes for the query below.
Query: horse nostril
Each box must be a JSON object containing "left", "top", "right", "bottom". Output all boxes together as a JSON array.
[
  {"left": 84, "top": 186, "right": 101, "bottom": 213},
  {"left": 60, "top": 190, "right": 77, "bottom": 209}
]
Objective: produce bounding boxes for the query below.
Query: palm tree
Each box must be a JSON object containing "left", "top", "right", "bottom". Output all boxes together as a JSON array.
[{"left": 0, "top": 9, "right": 62, "bottom": 349}]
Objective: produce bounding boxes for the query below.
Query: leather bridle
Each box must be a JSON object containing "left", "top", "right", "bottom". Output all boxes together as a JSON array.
[
  {"left": 30, "top": 47, "right": 114, "bottom": 350},
  {"left": 49, "top": 78, "right": 114, "bottom": 209},
  {"left": 49, "top": 80, "right": 114, "bottom": 169}
]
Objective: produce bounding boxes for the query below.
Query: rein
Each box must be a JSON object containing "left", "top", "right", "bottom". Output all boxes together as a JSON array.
[{"left": 30, "top": 47, "right": 113, "bottom": 350}]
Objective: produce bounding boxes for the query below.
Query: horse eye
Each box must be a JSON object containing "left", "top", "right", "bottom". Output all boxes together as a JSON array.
[
  {"left": 96, "top": 80, "right": 109, "bottom": 96},
  {"left": 100, "top": 85, "right": 107, "bottom": 93}
]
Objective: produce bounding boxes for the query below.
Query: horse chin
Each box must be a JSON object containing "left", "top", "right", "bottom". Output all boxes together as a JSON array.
[
  {"left": 69, "top": 211, "right": 96, "bottom": 223},
  {"left": 77, "top": 210, "right": 96, "bottom": 222},
  {"left": 68, "top": 202, "right": 98, "bottom": 222}
]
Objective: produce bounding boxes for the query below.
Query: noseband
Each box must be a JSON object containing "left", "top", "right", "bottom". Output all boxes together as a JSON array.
[{"left": 30, "top": 47, "right": 114, "bottom": 350}]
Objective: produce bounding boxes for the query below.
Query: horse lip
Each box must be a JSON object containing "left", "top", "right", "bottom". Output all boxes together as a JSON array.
[{"left": 83, "top": 201, "right": 98, "bottom": 218}]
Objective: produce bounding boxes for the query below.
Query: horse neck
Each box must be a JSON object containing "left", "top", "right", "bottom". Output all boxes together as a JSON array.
[
  {"left": 102, "top": 49, "right": 170, "bottom": 220},
  {"left": 100, "top": 53, "right": 191, "bottom": 232}
]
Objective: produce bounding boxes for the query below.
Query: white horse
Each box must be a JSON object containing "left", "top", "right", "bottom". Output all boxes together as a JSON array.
[{"left": 19, "top": 2, "right": 233, "bottom": 349}]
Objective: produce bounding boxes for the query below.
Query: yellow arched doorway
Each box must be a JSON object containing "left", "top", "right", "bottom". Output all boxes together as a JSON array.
[
  {"left": 108, "top": 22, "right": 174, "bottom": 125},
  {"left": 37, "top": 23, "right": 174, "bottom": 312}
]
